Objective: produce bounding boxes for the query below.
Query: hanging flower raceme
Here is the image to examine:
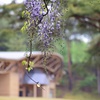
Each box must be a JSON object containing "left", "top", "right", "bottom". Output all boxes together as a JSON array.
[{"left": 21, "top": 0, "right": 62, "bottom": 69}]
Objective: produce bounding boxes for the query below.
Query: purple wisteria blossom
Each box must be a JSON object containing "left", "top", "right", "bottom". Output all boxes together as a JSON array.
[
  {"left": 21, "top": 0, "right": 62, "bottom": 87},
  {"left": 23, "top": 0, "right": 61, "bottom": 54}
]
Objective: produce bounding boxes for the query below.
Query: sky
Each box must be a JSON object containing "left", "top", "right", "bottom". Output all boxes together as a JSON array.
[{"left": 0, "top": 0, "right": 24, "bottom": 5}]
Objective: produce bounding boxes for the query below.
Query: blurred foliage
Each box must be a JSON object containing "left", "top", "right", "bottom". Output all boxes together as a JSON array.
[
  {"left": 60, "top": 0, "right": 100, "bottom": 93},
  {"left": 71, "top": 41, "right": 87, "bottom": 63},
  {"left": 87, "top": 34, "right": 100, "bottom": 56},
  {"left": 54, "top": 39, "right": 87, "bottom": 63},
  {"left": 79, "top": 74, "right": 96, "bottom": 89},
  {"left": 0, "top": 0, "right": 100, "bottom": 94},
  {"left": 86, "top": 34, "right": 100, "bottom": 67},
  {"left": 62, "top": 0, "right": 100, "bottom": 22},
  {"left": 61, "top": 0, "right": 100, "bottom": 37},
  {"left": 0, "top": 3, "right": 26, "bottom": 51}
]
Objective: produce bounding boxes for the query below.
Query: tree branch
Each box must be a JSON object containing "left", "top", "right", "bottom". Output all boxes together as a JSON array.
[{"left": 72, "top": 14, "right": 100, "bottom": 29}]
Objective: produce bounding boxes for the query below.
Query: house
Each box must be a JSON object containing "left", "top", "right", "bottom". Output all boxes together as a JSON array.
[{"left": 0, "top": 51, "right": 63, "bottom": 98}]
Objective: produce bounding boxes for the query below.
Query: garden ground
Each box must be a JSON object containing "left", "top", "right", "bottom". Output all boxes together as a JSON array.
[
  {"left": 0, "top": 92, "right": 100, "bottom": 100},
  {"left": 64, "top": 92, "right": 100, "bottom": 100}
]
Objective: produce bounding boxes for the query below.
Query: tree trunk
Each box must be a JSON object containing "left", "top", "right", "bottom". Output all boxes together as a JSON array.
[
  {"left": 97, "top": 67, "right": 100, "bottom": 94},
  {"left": 66, "top": 40, "right": 73, "bottom": 91}
]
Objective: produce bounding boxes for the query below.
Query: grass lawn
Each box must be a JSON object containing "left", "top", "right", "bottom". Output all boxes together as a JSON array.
[
  {"left": 64, "top": 92, "right": 100, "bottom": 100},
  {"left": 0, "top": 92, "right": 100, "bottom": 100}
]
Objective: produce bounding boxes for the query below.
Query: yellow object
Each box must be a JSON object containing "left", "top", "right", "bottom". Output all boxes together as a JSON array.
[{"left": 37, "top": 83, "right": 40, "bottom": 87}]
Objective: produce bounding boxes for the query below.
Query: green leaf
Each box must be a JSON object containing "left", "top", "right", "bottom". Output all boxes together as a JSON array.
[
  {"left": 22, "top": 60, "right": 27, "bottom": 66},
  {"left": 21, "top": 26, "right": 25, "bottom": 33},
  {"left": 22, "top": 11, "right": 25, "bottom": 18},
  {"left": 26, "top": 67, "right": 32, "bottom": 72},
  {"left": 21, "top": 21, "right": 28, "bottom": 33},
  {"left": 29, "top": 61, "right": 34, "bottom": 67}
]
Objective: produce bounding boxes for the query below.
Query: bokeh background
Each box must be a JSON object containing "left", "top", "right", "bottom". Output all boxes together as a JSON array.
[{"left": 0, "top": 0, "right": 100, "bottom": 100}]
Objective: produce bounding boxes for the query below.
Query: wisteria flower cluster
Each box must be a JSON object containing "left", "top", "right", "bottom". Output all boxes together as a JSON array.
[{"left": 21, "top": 0, "right": 62, "bottom": 62}]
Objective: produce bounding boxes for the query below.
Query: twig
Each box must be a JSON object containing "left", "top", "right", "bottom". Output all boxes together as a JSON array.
[{"left": 25, "top": 70, "right": 45, "bottom": 90}]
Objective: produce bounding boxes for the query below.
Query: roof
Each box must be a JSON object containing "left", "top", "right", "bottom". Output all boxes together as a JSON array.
[
  {"left": 0, "top": 51, "right": 63, "bottom": 81},
  {"left": 0, "top": 51, "right": 63, "bottom": 60},
  {"left": 0, "top": 51, "right": 41, "bottom": 60},
  {"left": 23, "top": 69, "right": 49, "bottom": 85}
]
